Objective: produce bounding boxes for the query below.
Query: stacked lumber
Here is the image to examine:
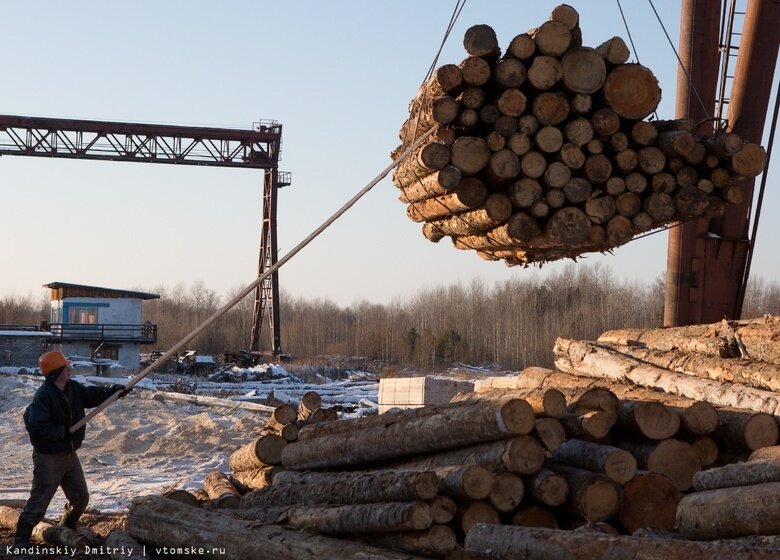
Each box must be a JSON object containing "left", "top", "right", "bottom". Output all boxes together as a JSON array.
[{"left": 391, "top": 5, "right": 767, "bottom": 266}]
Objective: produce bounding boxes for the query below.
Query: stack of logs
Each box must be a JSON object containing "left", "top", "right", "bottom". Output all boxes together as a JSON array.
[
  {"left": 392, "top": 5, "right": 767, "bottom": 266},
  {"left": 121, "top": 317, "right": 780, "bottom": 560}
]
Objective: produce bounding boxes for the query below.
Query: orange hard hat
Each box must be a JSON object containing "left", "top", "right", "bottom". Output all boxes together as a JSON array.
[{"left": 39, "top": 351, "right": 69, "bottom": 376}]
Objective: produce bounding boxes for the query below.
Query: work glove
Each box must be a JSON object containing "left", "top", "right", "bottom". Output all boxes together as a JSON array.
[{"left": 113, "top": 385, "right": 132, "bottom": 399}]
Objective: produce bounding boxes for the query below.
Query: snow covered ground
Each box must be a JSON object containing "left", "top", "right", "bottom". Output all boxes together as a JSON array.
[{"left": 0, "top": 365, "right": 379, "bottom": 514}]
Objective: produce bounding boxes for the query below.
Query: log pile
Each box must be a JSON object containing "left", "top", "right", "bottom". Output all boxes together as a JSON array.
[
  {"left": 112, "top": 317, "right": 780, "bottom": 558},
  {"left": 391, "top": 5, "right": 767, "bottom": 266}
]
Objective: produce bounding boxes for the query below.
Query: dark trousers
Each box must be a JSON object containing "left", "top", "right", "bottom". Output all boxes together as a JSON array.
[{"left": 14, "top": 450, "right": 89, "bottom": 542}]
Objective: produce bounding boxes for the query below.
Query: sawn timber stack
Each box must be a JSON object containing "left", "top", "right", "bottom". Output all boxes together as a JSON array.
[{"left": 391, "top": 5, "right": 768, "bottom": 265}]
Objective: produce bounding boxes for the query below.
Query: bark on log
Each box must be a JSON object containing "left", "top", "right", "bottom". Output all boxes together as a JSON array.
[
  {"left": 128, "top": 495, "right": 420, "bottom": 560},
  {"left": 367, "top": 526, "right": 457, "bottom": 557},
  {"left": 230, "top": 466, "right": 283, "bottom": 493},
  {"left": 550, "top": 465, "right": 621, "bottom": 522},
  {"left": 721, "top": 318, "right": 780, "bottom": 366},
  {"left": 281, "top": 398, "right": 535, "bottom": 470},
  {"left": 465, "top": 524, "right": 778, "bottom": 560},
  {"left": 249, "top": 470, "right": 438, "bottom": 507},
  {"left": 488, "top": 472, "right": 525, "bottom": 512},
  {"left": 553, "top": 338, "right": 780, "bottom": 416},
  {"left": 0, "top": 506, "right": 88, "bottom": 549},
  {"left": 693, "top": 459, "right": 780, "bottom": 491},
  {"left": 617, "top": 439, "right": 700, "bottom": 491},
  {"left": 750, "top": 446, "right": 780, "bottom": 461},
  {"left": 618, "top": 471, "right": 680, "bottom": 534},
  {"left": 676, "top": 481, "right": 780, "bottom": 540},
  {"left": 526, "top": 468, "right": 569, "bottom": 506},
  {"left": 425, "top": 194, "right": 513, "bottom": 238},
  {"left": 512, "top": 506, "right": 559, "bottom": 528},
  {"left": 398, "top": 167, "right": 463, "bottom": 204},
  {"left": 105, "top": 530, "right": 147, "bottom": 560},
  {"left": 463, "top": 24, "right": 500, "bottom": 58},
  {"left": 204, "top": 471, "right": 241, "bottom": 508},
  {"left": 238, "top": 501, "right": 432, "bottom": 534},
  {"left": 552, "top": 439, "right": 637, "bottom": 484},
  {"left": 266, "top": 404, "right": 298, "bottom": 431},
  {"left": 391, "top": 436, "right": 545, "bottom": 475},
  {"left": 393, "top": 141, "right": 452, "bottom": 188},
  {"left": 229, "top": 434, "right": 287, "bottom": 472},
  {"left": 297, "top": 391, "right": 322, "bottom": 422},
  {"left": 161, "top": 488, "right": 200, "bottom": 507},
  {"left": 603, "top": 63, "right": 661, "bottom": 119},
  {"left": 406, "top": 179, "right": 488, "bottom": 222},
  {"left": 560, "top": 411, "right": 615, "bottom": 440},
  {"left": 597, "top": 326, "right": 732, "bottom": 358}
]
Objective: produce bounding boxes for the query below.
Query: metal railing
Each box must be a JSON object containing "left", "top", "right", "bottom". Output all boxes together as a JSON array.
[{"left": 47, "top": 323, "right": 157, "bottom": 344}]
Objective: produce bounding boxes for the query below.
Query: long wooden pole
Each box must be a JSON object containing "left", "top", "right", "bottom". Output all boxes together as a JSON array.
[{"left": 70, "top": 127, "right": 436, "bottom": 432}]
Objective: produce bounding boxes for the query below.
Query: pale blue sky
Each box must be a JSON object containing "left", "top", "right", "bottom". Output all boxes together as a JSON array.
[{"left": 1, "top": 1, "right": 777, "bottom": 305}]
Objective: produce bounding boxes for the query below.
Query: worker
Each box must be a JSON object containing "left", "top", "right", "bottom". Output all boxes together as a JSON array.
[{"left": 13, "top": 350, "right": 130, "bottom": 546}]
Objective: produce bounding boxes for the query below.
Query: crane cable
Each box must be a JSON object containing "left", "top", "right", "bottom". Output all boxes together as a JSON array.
[
  {"left": 736, "top": 75, "right": 780, "bottom": 318},
  {"left": 72, "top": 4, "right": 473, "bottom": 431}
]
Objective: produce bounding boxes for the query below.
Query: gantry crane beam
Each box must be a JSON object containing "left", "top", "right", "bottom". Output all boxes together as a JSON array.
[{"left": 0, "top": 114, "right": 289, "bottom": 352}]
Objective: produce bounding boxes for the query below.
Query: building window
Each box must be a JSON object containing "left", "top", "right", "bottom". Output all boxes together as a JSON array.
[
  {"left": 90, "top": 344, "right": 119, "bottom": 361},
  {"left": 68, "top": 307, "right": 99, "bottom": 325}
]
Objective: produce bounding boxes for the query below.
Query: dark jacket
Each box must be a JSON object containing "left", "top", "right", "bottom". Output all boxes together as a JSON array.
[{"left": 23, "top": 378, "right": 121, "bottom": 454}]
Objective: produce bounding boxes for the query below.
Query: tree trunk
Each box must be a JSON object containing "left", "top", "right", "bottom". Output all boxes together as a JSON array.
[
  {"left": 391, "top": 436, "right": 545, "bottom": 475},
  {"left": 457, "top": 386, "right": 565, "bottom": 418},
  {"left": 616, "top": 439, "right": 700, "bottom": 491},
  {"left": 532, "top": 92, "right": 570, "bottom": 126},
  {"left": 730, "top": 143, "right": 768, "bottom": 177},
  {"left": 508, "top": 33, "right": 536, "bottom": 60},
  {"left": 618, "top": 471, "right": 680, "bottom": 534},
  {"left": 465, "top": 524, "right": 778, "bottom": 560},
  {"left": 238, "top": 501, "right": 432, "bottom": 534},
  {"left": 458, "top": 500, "right": 500, "bottom": 536},
  {"left": 553, "top": 338, "right": 780, "bottom": 416},
  {"left": 693, "top": 459, "right": 780, "bottom": 491},
  {"left": 527, "top": 55, "right": 563, "bottom": 90},
  {"left": 0, "top": 506, "right": 87, "bottom": 549},
  {"left": 394, "top": 142, "right": 452, "bottom": 188},
  {"left": 229, "top": 434, "right": 287, "bottom": 472},
  {"left": 245, "top": 470, "right": 438, "bottom": 507},
  {"left": 105, "top": 530, "right": 147, "bottom": 560},
  {"left": 617, "top": 400, "right": 680, "bottom": 440},
  {"left": 428, "top": 496, "right": 456, "bottom": 524},
  {"left": 494, "top": 58, "right": 527, "bottom": 89},
  {"left": 434, "top": 465, "right": 494, "bottom": 501},
  {"left": 559, "top": 410, "right": 615, "bottom": 440},
  {"left": 551, "top": 439, "right": 637, "bottom": 484},
  {"left": 533, "top": 418, "right": 566, "bottom": 453},
  {"left": 715, "top": 408, "right": 779, "bottom": 451},
  {"left": 398, "top": 167, "right": 462, "bottom": 204},
  {"left": 297, "top": 391, "right": 322, "bottom": 422},
  {"left": 530, "top": 21, "right": 572, "bottom": 57},
  {"left": 450, "top": 137, "right": 490, "bottom": 176},
  {"left": 549, "top": 465, "right": 621, "bottom": 522},
  {"left": 426, "top": 194, "right": 513, "bottom": 238},
  {"left": 676, "top": 481, "right": 780, "bottom": 540},
  {"left": 526, "top": 468, "right": 569, "bottom": 506},
  {"left": 561, "top": 47, "right": 606, "bottom": 93},
  {"left": 534, "top": 126, "right": 563, "bottom": 154},
  {"left": 365, "top": 526, "right": 457, "bottom": 557},
  {"left": 496, "top": 89, "right": 528, "bottom": 118},
  {"left": 689, "top": 436, "right": 719, "bottom": 467},
  {"left": 603, "top": 63, "right": 661, "bottom": 119},
  {"left": 161, "top": 488, "right": 200, "bottom": 507},
  {"left": 546, "top": 207, "right": 591, "bottom": 244},
  {"left": 463, "top": 24, "right": 499, "bottom": 57},
  {"left": 406, "top": 179, "right": 488, "bottom": 222},
  {"left": 204, "top": 471, "right": 241, "bottom": 509},
  {"left": 596, "top": 37, "right": 630, "bottom": 65},
  {"left": 488, "top": 472, "right": 525, "bottom": 512},
  {"left": 230, "top": 466, "right": 283, "bottom": 492},
  {"left": 127, "top": 495, "right": 418, "bottom": 560}
]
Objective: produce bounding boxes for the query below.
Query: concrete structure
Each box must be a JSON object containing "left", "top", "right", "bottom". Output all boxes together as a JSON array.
[
  {"left": 44, "top": 282, "right": 159, "bottom": 373},
  {"left": 0, "top": 328, "right": 54, "bottom": 370},
  {"left": 378, "top": 376, "right": 474, "bottom": 413}
]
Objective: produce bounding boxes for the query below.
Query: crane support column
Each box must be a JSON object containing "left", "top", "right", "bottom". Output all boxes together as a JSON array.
[
  {"left": 664, "top": 0, "right": 721, "bottom": 326},
  {"left": 698, "top": 0, "right": 780, "bottom": 322}
]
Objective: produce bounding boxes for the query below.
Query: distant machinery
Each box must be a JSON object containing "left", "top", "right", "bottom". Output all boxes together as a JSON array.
[{"left": 0, "top": 114, "right": 291, "bottom": 352}]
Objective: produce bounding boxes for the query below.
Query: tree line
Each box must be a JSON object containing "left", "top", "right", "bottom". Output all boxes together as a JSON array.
[{"left": 2, "top": 265, "right": 779, "bottom": 371}]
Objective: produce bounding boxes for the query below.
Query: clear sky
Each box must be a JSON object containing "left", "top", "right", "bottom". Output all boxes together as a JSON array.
[{"left": 1, "top": 1, "right": 777, "bottom": 306}]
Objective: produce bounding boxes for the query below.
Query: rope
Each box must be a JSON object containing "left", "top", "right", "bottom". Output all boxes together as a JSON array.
[
  {"left": 647, "top": 0, "right": 711, "bottom": 120},
  {"left": 70, "top": 126, "right": 438, "bottom": 432},
  {"left": 736, "top": 75, "right": 780, "bottom": 318}
]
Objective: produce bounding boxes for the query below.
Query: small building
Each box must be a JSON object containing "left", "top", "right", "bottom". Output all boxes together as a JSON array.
[
  {"left": 0, "top": 326, "right": 55, "bottom": 370},
  {"left": 44, "top": 282, "right": 160, "bottom": 373}
]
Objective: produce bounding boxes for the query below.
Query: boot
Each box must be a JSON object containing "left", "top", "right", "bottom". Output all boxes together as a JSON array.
[
  {"left": 13, "top": 519, "right": 34, "bottom": 547},
  {"left": 59, "top": 503, "right": 82, "bottom": 529}
]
